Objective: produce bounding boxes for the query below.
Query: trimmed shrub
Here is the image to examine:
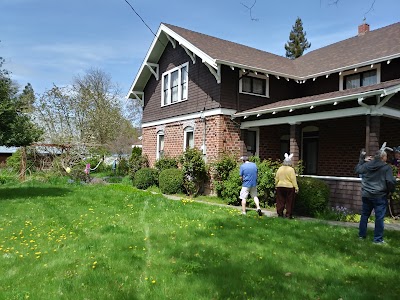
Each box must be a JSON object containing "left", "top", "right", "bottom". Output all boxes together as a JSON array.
[
  {"left": 257, "top": 159, "right": 280, "bottom": 205},
  {"left": 221, "top": 166, "right": 241, "bottom": 205},
  {"left": 117, "top": 158, "right": 129, "bottom": 176},
  {"left": 159, "top": 168, "right": 183, "bottom": 194},
  {"left": 212, "top": 153, "right": 238, "bottom": 197},
  {"left": 129, "top": 147, "right": 149, "bottom": 180},
  {"left": 155, "top": 156, "right": 178, "bottom": 172},
  {"left": 179, "top": 148, "right": 207, "bottom": 196},
  {"left": 294, "top": 177, "right": 330, "bottom": 217},
  {"left": 134, "top": 168, "right": 159, "bottom": 189}
]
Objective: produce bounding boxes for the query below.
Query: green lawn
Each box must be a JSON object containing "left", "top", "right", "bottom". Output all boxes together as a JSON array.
[{"left": 1, "top": 182, "right": 399, "bottom": 300}]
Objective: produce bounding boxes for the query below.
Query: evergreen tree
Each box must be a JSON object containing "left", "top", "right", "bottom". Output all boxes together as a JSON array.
[
  {"left": 284, "top": 17, "right": 311, "bottom": 59},
  {"left": 0, "top": 57, "right": 42, "bottom": 147}
]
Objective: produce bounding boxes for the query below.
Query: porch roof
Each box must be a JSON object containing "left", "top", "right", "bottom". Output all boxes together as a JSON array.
[
  {"left": 237, "top": 79, "right": 400, "bottom": 128},
  {"left": 235, "top": 79, "right": 400, "bottom": 117}
]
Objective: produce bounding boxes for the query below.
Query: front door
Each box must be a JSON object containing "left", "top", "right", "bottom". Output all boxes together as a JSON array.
[{"left": 303, "top": 131, "right": 319, "bottom": 175}]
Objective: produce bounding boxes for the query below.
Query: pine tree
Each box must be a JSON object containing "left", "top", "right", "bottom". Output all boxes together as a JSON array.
[{"left": 285, "top": 17, "right": 311, "bottom": 59}]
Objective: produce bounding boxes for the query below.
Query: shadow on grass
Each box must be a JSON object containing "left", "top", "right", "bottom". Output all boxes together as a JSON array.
[
  {"left": 0, "top": 186, "right": 72, "bottom": 201},
  {"left": 163, "top": 214, "right": 400, "bottom": 299}
]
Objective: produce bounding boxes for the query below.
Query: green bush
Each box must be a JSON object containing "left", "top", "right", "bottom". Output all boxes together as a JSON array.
[
  {"left": 179, "top": 148, "right": 207, "bottom": 196},
  {"left": 294, "top": 177, "right": 330, "bottom": 217},
  {"left": 69, "top": 161, "right": 91, "bottom": 183},
  {"left": 0, "top": 169, "right": 18, "bottom": 185},
  {"left": 155, "top": 156, "right": 178, "bottom": 172},
  {"left": 221, "top": 167, "right": 241, "bottom": 205},
  {"left": 85, "top": 156, "right": 106, "bottom": 173},
  {"left": 129, "top": 147, "right": 148, "bottom": 180},
  {"left": 6, "top": 150, "right": 22, "bottom": 173},
  {"left": 257, "top": 159, "right": 280, "bottom": 205},
  {"left": 134, "top": 168, "right": 159, "bottom": 189},
  {"left": 117, "top": 158, "right": 129, "bottom": 176},
  {"left": 159, "top": 168, "right": 183, "bottom": 194},
  {"left": 212, "top": 153, "right": 238, "bottom": 197}
]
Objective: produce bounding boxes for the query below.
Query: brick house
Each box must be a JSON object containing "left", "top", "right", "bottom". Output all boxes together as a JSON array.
[{"left": 127, "top": 22, "right": 400, "bottom": 211}]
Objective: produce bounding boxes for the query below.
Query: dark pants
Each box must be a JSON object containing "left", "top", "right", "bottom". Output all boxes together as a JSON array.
[
  {"left": 276, "top": 187, "right": 295, "bottom": 217},
  {"left": 359, "top": 196, "right": 387, "bottom": 242}
]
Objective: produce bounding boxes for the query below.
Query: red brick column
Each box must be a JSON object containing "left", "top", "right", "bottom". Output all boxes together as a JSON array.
[{"left": 289, "top": 123, "right": 300, "bottom": 164}]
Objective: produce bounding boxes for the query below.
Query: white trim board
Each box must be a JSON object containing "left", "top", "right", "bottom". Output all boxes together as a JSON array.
[
  {"left": 142, "top": 108, "right": 237, "bottom": 128},
  {"left": 241, "top": 107, "right": 369, "bottom": 128}
]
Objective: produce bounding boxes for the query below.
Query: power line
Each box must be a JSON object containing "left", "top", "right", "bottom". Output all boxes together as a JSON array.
[{"left": 123, "top": 0, "right": 159, "bottom": 40}]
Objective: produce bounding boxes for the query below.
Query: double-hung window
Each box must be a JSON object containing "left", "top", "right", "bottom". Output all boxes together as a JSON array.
[
  {"left": 162, "top": 62, "right": 189, "bottom": 106},
  {"left": 340, "top": 64, "right": 380, "bottom": 90},
  {"left": 156, "top": 130, "right": 164, "bottom": 160},
  {"left": 239, "top": 71, "right": 269, "bottom": 97},
  {"left": 183, "top": 126, "right": 194, "bottom": 150}
]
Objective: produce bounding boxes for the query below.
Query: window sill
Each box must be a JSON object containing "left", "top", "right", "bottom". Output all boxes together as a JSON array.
[
  {"left": 161, "top": 98, "right": 188, "bottom": 107},
  {"left": 239, "top": 91, "right": 269, "bottom": 98}
]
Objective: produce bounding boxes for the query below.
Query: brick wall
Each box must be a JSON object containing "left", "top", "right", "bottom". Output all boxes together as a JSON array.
[
  {"left": 319, "top": 177, "right": 363, "bottom": 212},
  {"left": 142, "top": 114, "right": 245, "bottom": 167}
]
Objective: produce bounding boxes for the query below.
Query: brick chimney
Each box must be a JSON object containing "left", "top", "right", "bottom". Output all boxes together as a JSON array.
[{"left": 358, "top": 23, "right": 370, "bottom": 35}]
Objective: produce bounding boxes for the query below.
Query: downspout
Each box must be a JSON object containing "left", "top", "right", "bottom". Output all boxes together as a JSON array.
[{"left": 200, "top": 111, "right": 206, "bottom": 159}]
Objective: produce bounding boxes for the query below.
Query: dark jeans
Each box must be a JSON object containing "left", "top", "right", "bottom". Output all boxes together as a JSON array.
[
  {"left": 359, "top": 196, "right": 387, "bottom": 242},
  {"left": 276, "top": 187, "right": 295, "bottom": 217}
]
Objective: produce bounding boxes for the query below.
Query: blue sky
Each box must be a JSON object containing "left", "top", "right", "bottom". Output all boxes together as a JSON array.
[{"left": 1, "top": 0, "right": 399, "bottom": 97}]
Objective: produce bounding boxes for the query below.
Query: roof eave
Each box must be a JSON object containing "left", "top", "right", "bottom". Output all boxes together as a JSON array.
[
  {"left": 126, "top": 24, "right": 218, "bottom": 99},
  {"left": 234, "top": 87, "right": 397, "bottom": 117}
]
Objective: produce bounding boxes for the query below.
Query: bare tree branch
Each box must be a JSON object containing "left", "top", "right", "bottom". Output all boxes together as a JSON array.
[
  {"left": 364, "top": 0, "right": 376, "bottom": 19},
  {"left": 241, "top": 0, "right": 259, "bottom": 21}
]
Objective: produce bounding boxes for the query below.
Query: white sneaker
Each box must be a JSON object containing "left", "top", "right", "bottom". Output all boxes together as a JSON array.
[{"left": 242, "top": 211, "right": 246, "bottom": 215}]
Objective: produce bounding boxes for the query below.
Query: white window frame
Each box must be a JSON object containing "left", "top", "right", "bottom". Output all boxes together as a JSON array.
[
  {"left": 156, "top": 130, "right": 164, "bottom": 160},
  {"left": 183, "top": 126, "right": 194, "bottom": 150},
  {"left": 239, "top": 71, "right": 269, "bottom": 98},
  {"left": 339, "top": 64, "right": 381, "bottom": 91},
  {"left": 161, "top": 62, "right": 189, "bottom": 106}
]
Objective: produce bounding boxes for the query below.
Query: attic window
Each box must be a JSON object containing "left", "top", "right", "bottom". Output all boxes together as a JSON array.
[
  {"left": 340, "top": 64, "right": 380, "bottom": 91},
  {"left": 239, "top": 71, "right": 269, "bottom": 97},
  {"left": 161, "top": 62, "right": 189, "bottom": 106}
]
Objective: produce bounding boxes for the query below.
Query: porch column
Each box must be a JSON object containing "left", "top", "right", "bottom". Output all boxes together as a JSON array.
[
  {"left": 289, "top": 123, "right": 300, "bottom": 164},
  {"left": 367, "top": 116, "right": 380, "bottom": 155}
]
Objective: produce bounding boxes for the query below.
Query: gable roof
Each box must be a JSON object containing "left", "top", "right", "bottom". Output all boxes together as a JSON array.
[
  {"left": 163, "top": 23, "right": 297, "bottom": 77},
  {"left": 128, "top": 22, "right": 400, "bottom": 97},
  {"left": 295, "top": 22, "right": 400, "bottom": 77}
]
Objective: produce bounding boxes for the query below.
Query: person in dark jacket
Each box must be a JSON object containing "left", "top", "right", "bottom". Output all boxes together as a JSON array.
[{"left": 355, "top": 148, "right": 396, "bottom": 244}]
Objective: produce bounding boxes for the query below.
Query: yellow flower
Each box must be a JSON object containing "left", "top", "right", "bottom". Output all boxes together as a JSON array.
[{"left": 151, "top": 280, "right": 156, "bottom": 284}]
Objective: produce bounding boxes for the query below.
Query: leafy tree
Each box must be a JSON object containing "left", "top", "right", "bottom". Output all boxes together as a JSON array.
[
  {"left": 284, "top": 17, "right": 311, "bottom": 59},
  {"left": 0, "top": 57, "right": 42, "bottom": 147},
  {"left": 35, "top": 68, "right": 139, "bottom": 153}
]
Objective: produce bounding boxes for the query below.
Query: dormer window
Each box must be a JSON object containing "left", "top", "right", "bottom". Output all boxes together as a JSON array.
[
  {"left": 161, "top": 62, "right": 189, "bottom": 106},
  {"left": 340, "top": 64, "right": 381, "bottom": 91},
  {"left": 239, "top": 71, "right": 269, "bottom": 97}
]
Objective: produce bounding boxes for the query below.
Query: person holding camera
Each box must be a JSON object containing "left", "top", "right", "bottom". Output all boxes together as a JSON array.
[{"left": 355, "top": 145, "right": 396, "bottom": 244}]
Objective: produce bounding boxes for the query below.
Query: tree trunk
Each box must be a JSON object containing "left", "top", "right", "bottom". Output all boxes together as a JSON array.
[{"left": 19, "top": 146, "right": 26, "bottom": 181}]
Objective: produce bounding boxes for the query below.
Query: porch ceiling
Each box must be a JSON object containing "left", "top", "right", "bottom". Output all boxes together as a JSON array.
[{"left": 237, "top": 79, "right": 400, "bottom": 128}]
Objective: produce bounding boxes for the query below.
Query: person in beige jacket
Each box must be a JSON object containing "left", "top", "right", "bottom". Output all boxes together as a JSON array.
[{"left": 275, "top": 153, "right": 299, "bottom": 218}]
